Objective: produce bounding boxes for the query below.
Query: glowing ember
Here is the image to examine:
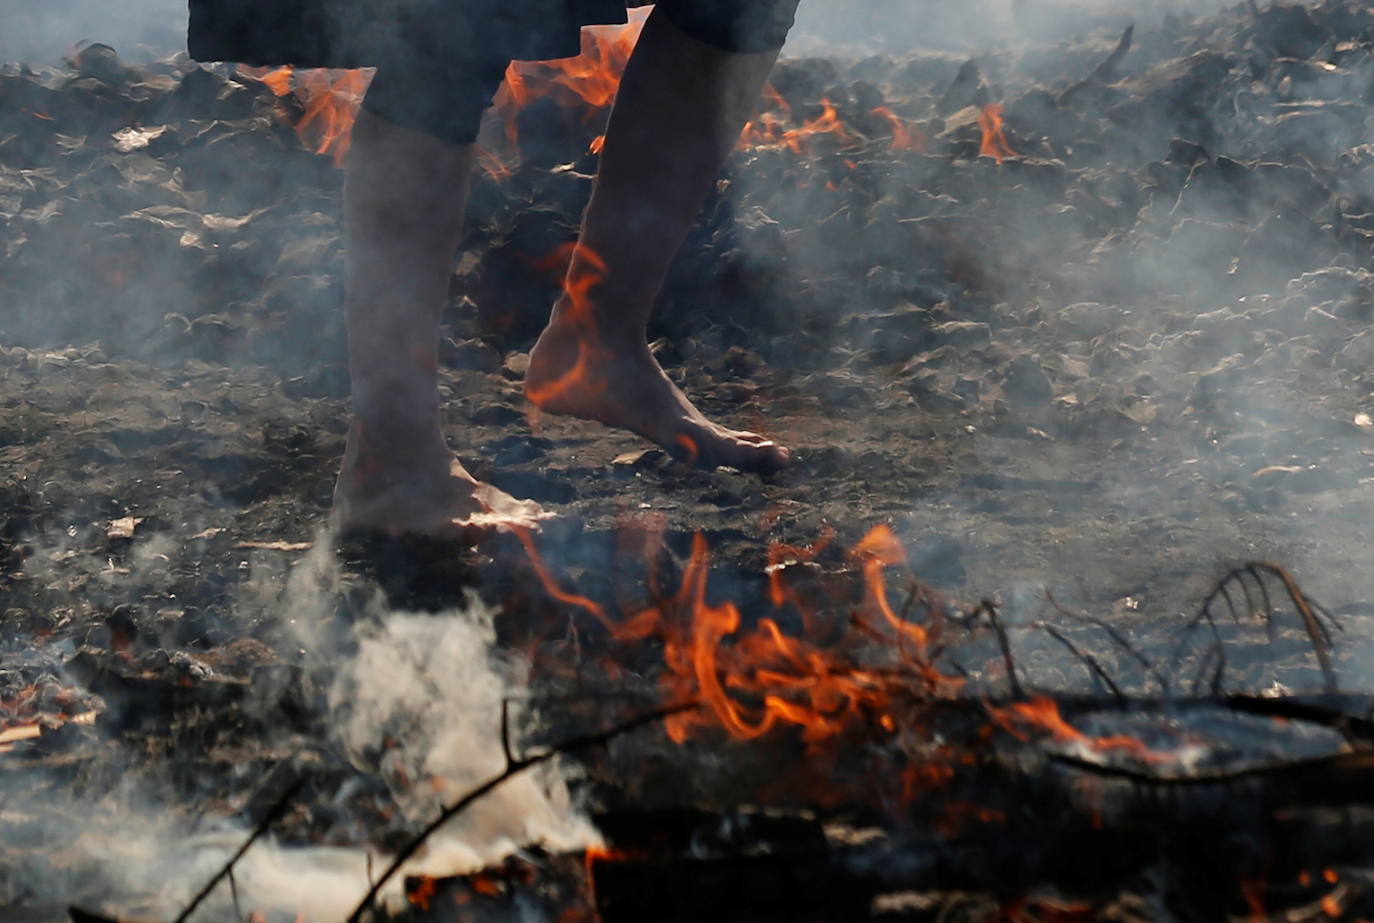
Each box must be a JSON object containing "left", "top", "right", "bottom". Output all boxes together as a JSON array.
[
  {"left": 406, "top": 875, "right": 436, "bottom": 911},
  {"left": 977, "top": 103, "right": 1017, "bottom": 163}
]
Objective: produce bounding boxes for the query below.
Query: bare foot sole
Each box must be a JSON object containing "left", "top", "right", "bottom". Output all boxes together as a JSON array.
[
  {"left": 331, "top": 457, "right": 551, "bottom": 543},
  {"left": 525, "top": 319, "right": 790, "bottom": 473}
]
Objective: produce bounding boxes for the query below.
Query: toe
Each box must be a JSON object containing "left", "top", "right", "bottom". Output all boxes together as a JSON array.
[{"left": 667, "top": 429, "right": 790, "bottom": 473}]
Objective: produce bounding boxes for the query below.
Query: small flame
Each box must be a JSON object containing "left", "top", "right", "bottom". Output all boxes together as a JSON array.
[
  {"left": 523, "top": 243, "right": 611, "bottom": 409},
  {"left": 673, "top": 434, "right": 700, "bottom": 467},
  {"left": 1240, "top": 878, "right": 1267, "bottom": 923},
  {"left": 870, "top": 105, "right": 928, "bottom": 153},
  {"left": 493, "top": 8, "right": 649, "bottom": 150},
  {"left": 782, "top": 98, "right": 852, "bottom": 154},
  {"left": 765, "top": 524, "right": 835, "bottom": 611},
  {"left": 406, "top": 875, "right": 436, "bottom": 910},
  {"left": 237, "top": 64, "right": 369, "bottom": 167},
  {"left": 295, "top": 69, "right": 369, "bottom": 167},
  {"left": 977, "top": 103, "right": 1017, "bottom": 163},
  {"left": 255, "top": 64, "right": 295, "bottom": 97},
  {"left": 476, "top": 145, "right": 513, "bottom": 183},
  {"left": 737, "top": 91, "right": 854, "bottom": 155},
  {"left": 991, "top": 697, "right": 1171, "bottom": 763}
]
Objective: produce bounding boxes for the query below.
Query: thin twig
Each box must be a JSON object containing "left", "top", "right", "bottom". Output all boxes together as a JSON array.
[
  {"left": 974, "top": 600, "right": 1022, "bottom": 698},
  {"left": 227, "top": 868, "right": 241, "bottom": 922},
  {"left": 1245, "top": 564, "right": 1274, "bottom": 624},
  {"left": 1190, "top": 642, "right": 1224, "bottom": 697},
  {"left": 345, "top": 700, "right": 699, "bottom": 923},
  {"left": 500, "top": 697, "right": 514, "bottom": 766},
  {"left": 1171, "top": 589, "right": 1225, "bottom": 685},
  {"left": 1040, "top": 624, "right": 1123, "bottom": 702},
  {"left": 172, "top": 777, "right": 308, "bottom": 923},
  {"left": 1044, "top": 592, "right": 1169, "bottom": 693},
  {"left": 1047, "top": 748, "right": 1374, "bottom": 797},
  {"left": 1216, "top": 580, "right": 1241, "bottom": 624},
  {"left": 1261, "top": 563, "right": 1338, "bottom": 693},
  {"left": 1209, "top": 639, "right": 1227, "bottom": 696}
]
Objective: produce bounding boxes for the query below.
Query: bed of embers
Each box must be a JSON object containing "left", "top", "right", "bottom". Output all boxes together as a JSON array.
[{"left": 8, "top": 1, "right": 1374, "bottom": 920}]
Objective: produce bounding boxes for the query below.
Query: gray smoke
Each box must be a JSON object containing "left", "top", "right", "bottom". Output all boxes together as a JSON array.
[
  {"left": 2, "top": 537, "right": 598, "bottom": 919},
  {"left": 0, "top": 0, "right": 187, "bottom": 62}
]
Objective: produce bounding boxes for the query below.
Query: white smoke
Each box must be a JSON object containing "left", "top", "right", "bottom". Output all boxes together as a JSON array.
[
  {"left": 15, "top": 536, "right": 598, "bottom": 921},
  {"left": 0, "top": 0, "right": 187, "bottom": 62}
]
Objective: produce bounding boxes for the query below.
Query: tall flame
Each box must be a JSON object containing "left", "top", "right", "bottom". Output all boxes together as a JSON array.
[
  {"left": 518, "top": 524, "right": 964, "bottom": 747},
  {"left": 870, "top": 105, "right": 928, "bottom": 153},
  {"left": 492, "top": 8, "right": 650, "bottom": 149},
  {"left": 522, "top": 243, "right": 610, "bottom": 409},
  {"left": 977, "top": 103, "right": 1017, "bottom": 163}
]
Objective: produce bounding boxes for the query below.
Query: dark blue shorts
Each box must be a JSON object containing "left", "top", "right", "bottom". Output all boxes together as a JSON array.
[
  {"left": 188, "top": 0, "right": 800, "bottom": 144},
  {"left": 361, "top": 0, "right": 800, "bottom": 144}
]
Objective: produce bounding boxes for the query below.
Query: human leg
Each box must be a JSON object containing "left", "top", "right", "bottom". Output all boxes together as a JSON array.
[
  {"left": 332, "top": 107, "right": 545, "bottom": 536},
  {"left": 525, "top": 5, "right": 794, "bottom": 472}
]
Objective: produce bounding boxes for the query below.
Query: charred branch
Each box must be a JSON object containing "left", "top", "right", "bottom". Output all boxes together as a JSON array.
[
  {"left": 346, "top": 701, "right": 699, "bottom": 922},
  {"left": 171, "top": 775, "right": 308, "bottom": 923},
  {"left": 1058, "top": 25, "right": 1134, "bottom": 108}
]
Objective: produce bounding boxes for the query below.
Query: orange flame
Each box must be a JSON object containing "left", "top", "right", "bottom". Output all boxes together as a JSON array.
[
  {"left": 260, "top": 65, "right": 294, "bottom": 97},
  {"left": 738, "top": 92, "right": 854, "bottom": 154},
  {"left": 511, "top": 524, "right": 1182, "bottom": 832},
  {"left": 737, "top": 83, "right": 792, "bottom": 149},
  {"left": 517, "top": 523, "right": 963, "bottom": 748},
  {"left": 870, "top": 105, "right": 928, "bottom": 153},
  {"left": 476, "top": 145, "right": 513, "bottom": 183},
  {"left": 990, "top": 697, "right": 1173, "bottom": 763},
  {"left": 765, "top": 524, "right": 835, "bottom": 610},
  {"left": 512, "top": 525, "right": 616, "bottom": 635},
  {"left": 238, "top": 64, "right": 369, "bottom": 167},
  {"left": 295, "top": 69, "right": 369, "bottom": 167},
  {"left": 406, "top": 876, "right": 436, "bottom": 911},
  {"left": 523, "top": 243, "right": 610, "bottom": 409},
  {"left": 493, "top": 8, "right": 649, "bottom": 149},
  {"left": 977, "top": 103, "right": 1017, "bottom": 163},
  {"left": 1240, "top": 878, "right": 1267, "bottom": 923},
  {"left": 851, "top": 524, "right": 931, "bottom": 656}
]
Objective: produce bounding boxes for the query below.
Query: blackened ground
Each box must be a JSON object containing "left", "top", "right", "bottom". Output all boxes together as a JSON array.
[{"left": 7, "top": 1, "right": 1374, "bottom": 918}]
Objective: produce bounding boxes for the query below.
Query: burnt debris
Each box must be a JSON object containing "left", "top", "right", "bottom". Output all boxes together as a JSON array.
[{"left": 8, "top": 0, "right": 1374, "bottom": 920}]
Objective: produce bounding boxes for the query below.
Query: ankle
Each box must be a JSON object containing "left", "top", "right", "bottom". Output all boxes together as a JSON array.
[{"left": 547, "top": 301, "right": 648, "bottom": 350}]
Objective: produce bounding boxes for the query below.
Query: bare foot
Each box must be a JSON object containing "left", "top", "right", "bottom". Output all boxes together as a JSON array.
[
  {"left": 331, "top": 424, "right": 550, "bottom": 540},
  {"left": 525, "top": 313, "right": 790, "bottom": 472}
]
